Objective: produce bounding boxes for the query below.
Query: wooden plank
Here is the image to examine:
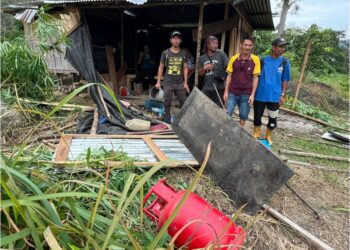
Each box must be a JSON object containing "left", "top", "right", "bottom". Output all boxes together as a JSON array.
[
  {"left": 292, "top": 39, "right": 312, "bottom": 108},
  {"left": 228, "top": 28, "right": 236, "bottom": 58},
  {"left": 263, "top": 204, "right": 334, "bottom": 250},
  {"left": 116, "top": 63, "right": 128, "bottom": 85},
  {"left": 105, "top": 45, "right": 118, "bottom": 94},
  {"left": 52, "top": 160, "right": 199, "bottom": 168},
  {"left": 95, "top": 74, "right": 112, "bottom": 119},
  {"left": 192, "top": 16, "right": 239, "bottom": 41},
  {"left": 281, "top": 107, "right": 349, "bottom": 132},
  {"left": 62, "top": 134, "right": 179, "bottom": 139},
  {"left": 194, "top": 0, "right": 205, "bottom": 87},
  {"left": 17, "top": 98, "right": 95, "bottom": 112},
  {"left": 279, "top": 149, "right": 350, "bottom": 163},
  {"left": 235, "top": 17, "right": 242, "bottom": 54},
  {"left": 90, "top": 108, "right": 99, "bottom": 135},
  {"left": 220, "top": 2, "right": 229, "bottom": 50},
  {"left": 54, "top": 135, "right": 73, "bottom": 161},
  {"left": 143, "top": 137, "right": 168, "bottom": 161},
  {"left": 51, "top": 134, "right": 199, "bottom": 168}
]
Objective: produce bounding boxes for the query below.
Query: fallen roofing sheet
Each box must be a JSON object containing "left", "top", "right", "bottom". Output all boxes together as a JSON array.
[
  {"left": 322, "top": 132, "right": 350, "bottom": 144},
  {"left": 173, "top": 88, "right": 294, "bottom": 213},
  {"left": 53, "top": 134, "right": 198, "bottom": 167}
]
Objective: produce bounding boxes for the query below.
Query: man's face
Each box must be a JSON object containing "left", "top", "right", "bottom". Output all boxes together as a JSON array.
[
  {"left": 208, "top": 39, "right": 219, "bottom": 52},
  {"left": 170, "top": 36, "right": 182, "bottom": 47},
  {"left": 144, "top": 46, "right": 150, "bottom": 53},
  {"left": 241, "top": 39, "right": 254, "bottom": 54},
  {"left": 272, "top": 44, "right": 287, "bottom": 56}
]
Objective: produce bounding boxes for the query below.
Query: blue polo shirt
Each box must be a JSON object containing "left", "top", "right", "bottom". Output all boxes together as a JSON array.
[{"left": 255, "top": 55, "right": 291, "bottom": 103}]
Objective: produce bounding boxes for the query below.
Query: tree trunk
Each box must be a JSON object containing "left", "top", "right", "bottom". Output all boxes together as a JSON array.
[{"left": 277, "top": 0, "right": 290, "bottom": 37}]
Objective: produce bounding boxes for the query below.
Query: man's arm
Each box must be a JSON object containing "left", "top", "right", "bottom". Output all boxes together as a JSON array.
[
  {"left": 183, "top": 63, "right": 189, "bottom": 93},
  {"left": 280, "top": 80, "right": 288, "bottom": 105},
  {"left": 248, "top": 75, "right": 259, "bottom": 104},
  {"left": 155, "top": 63, "right": 164, "bottom": 89},
  {"left": 280, "top": 59, "right": 291, "bottom": 105},
  {"left": 223, "top": 73, "right": 232, "bottom": 102}
]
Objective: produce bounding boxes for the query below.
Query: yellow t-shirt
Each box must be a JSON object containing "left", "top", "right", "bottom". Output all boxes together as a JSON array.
[{"left": 226, "top": 54, "right": 261, "bottom": 75}]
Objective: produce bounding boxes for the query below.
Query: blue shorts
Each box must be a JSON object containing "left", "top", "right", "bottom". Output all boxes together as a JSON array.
[{"left": 226, "top": 93, "right": 250, "bottom": 120}]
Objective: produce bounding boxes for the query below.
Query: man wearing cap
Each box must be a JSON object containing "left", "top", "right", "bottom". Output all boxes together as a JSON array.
[
  {"left": 198, "top": 36, "right": 229, "bottom": 107},
  {"left": 155, "top": 31, "right": 189, "bottom": 124},
  {"left": 253, "top": 38, "right": 291, "bottom": 144}
]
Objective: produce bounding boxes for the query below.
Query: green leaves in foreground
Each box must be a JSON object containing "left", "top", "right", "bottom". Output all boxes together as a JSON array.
[{"left": 0, "top": 153, "right": 186, "bottom": 249}]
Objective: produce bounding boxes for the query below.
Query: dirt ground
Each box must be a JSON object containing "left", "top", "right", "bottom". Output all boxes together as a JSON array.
[
  {"left": 155, "top": 89, "right": 349, "bottom": 249},
  {"left": 166, "top": 156, "right": 349, "bottom": 249},
  {"left": 287, "top": 81, "right": 348, "bottom": 111},
  {"left": 9, "top": 86, "right": 348, "bottom": 249}
]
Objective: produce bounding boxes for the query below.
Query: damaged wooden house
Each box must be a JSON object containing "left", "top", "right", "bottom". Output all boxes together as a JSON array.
[{"left": 3, "top": 0, "right": 274, "bottom": 95}]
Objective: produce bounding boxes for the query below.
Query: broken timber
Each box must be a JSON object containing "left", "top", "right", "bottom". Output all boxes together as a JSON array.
[
  {"left": 53, "top": 134, "right": 198, "bottom": 167},
  {"left": 173, "top": 88, "right": 294, "bottom": 213},
  {"left": 263, "top": 204, "right": 334, "bottom": 250}
]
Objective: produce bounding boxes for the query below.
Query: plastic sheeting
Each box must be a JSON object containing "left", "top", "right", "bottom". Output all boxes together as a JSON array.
[{"left": 65, "top": 23, "right": 160, "bottom": 134}]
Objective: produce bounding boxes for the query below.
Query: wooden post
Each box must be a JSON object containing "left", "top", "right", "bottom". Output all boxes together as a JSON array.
[
  {"left": 235, "top": 17, "right": 242, "bottom": 54},
  {"left": 194, "top": 0, "right": 205, "bottom": 87},
  {"left": 263, "top": 204, "right": 334, "bottom": 250},
  {"left": 120, "top": 11, "right": 125, "bottom": 87},
  {"left": 220, "top": 2, "right": 229, "bottom": 50},
  {"left": 90, "top": 108, "right": 99, "bottom": 135},
  {"left": 105, "top": 45, "right": 118, "bottom": 94},
  {"left": 292, "top": 39, "right": 312, "bottom": 109},
  {"left": 228, "top": 28, "right": 236, "bottom": 58}
]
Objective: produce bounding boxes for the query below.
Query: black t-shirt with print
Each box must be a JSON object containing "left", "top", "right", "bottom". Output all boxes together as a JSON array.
[{"left": 160, "top": 49, "right": 187, "bottom": 85}]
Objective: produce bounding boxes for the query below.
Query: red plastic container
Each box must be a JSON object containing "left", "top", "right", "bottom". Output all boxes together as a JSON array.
[
  {"left": 120, "top": 86, "right": 127, "bottom": 96},
  {"left": 144, "top": 178, "right": 246, "bottom": 249}
]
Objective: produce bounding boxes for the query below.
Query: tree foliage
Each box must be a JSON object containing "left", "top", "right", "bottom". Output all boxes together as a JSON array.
[
  {"left": 253, "top": 25, "right": 349, "bottom": 76},
  {"left": 0, "top": 7, "right": 70, "bottom": 100}
]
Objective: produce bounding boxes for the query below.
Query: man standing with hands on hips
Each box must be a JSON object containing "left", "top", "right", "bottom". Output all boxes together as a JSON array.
[
  {"left": 155, "top": 31, "right": 189, "bottom": 124},
  {"left": 253, "top": 38, "right": 291, "bottom": 144}
]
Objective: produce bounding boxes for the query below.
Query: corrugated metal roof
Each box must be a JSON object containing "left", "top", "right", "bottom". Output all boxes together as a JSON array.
[
  {"left": 14, "top": 9, "right": 37, "bottom": 22},
  {"left": 54, "top": 138, "right": 196, "bottom": 162},
  {"left": 239, "top": 0, "right": 274, "bottom": 29},
  {"left": 4, "top": 0, "right": 274, "bottom": 29}
]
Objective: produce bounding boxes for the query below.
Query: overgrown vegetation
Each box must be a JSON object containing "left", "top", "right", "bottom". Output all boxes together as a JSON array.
[
  {"left": 274, "top": 136, "right": 349, "bottom": 171},
  {"left": 254, "top": 25, "right": 349, "bottom": 106},
  {"left": 0, "top": 38, "right": 55, "bottom": 100},
  {"left": 0, "top": 7, "right": 70, "bottom": 100},
  {"left": 0, "top": 148, "right": 170, "bottom": 249},
  {"left": 284, "top": 96, "right": 333, "bottom": 123},
  {"left": 254, "top": 25, "right": 349, "bottom": 76}
]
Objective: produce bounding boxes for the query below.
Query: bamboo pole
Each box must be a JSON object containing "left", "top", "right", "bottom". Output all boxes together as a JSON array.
[
  {"left": 292, "top": 39, "right": 312, "bottom": 108},
  {"left": 194, "top": 0, "right": 205, "bottom": 87},
  {"left": 220, "top": 2, "right": 229, "bottom": 51},
  {"left": 288, "top": 160, "right": 349, "bottom": 173},
  {"left": 279, "top": 149, "right": 350, "bottom": 163},
  {"left": 90, "top": 108, "right": 99, "bottom": 135},
  {"left": 280, "top": 107, "right": 349, "bottom": 132},
  {"left": 263, "top": 204, "right": 334, "bottom": 250},
  {"left": 17, "top": 98, "right": 95, "bottom": 111}
]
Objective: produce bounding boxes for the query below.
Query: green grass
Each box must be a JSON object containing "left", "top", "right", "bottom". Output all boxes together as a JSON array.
[
  {"left": 273, "top": 137, "right": 349, "bottom": 170},
  {"left": 306, "top": 72, "right": 349, "bottom": 99}
]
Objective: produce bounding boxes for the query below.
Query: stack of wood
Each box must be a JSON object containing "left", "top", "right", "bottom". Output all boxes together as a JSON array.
[{"left": 57, "top": 80, "right": 88, "bottom": 95}]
